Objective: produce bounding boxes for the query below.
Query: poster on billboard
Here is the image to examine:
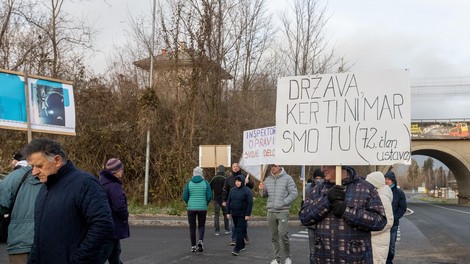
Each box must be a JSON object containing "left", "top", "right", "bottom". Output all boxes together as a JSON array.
[
  {"left": 242, "top": 126, "right": 276, "bottom": 166},
  {"left": 275, "top": 70, "right": 411, "bottom": 166},
  {"left": 0, "top": 69, "right": 76, "bottom": 135}
]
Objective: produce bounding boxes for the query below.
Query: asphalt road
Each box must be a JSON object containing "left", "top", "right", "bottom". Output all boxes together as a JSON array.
[{"left": 1, "top": 199, "right": 469, "bottom": 263}]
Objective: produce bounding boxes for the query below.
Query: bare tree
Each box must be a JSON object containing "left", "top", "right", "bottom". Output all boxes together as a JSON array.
[{"left": 278, "top": 0, "right": 342, "bottom": 76}]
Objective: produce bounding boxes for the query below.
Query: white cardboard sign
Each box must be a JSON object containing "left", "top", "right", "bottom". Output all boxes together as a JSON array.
[
  {"left": 242, "top": 126, "right": 276, "bottom": 166},
  {"left": 275, "top": 70, "right": 411, "bottom": 165}
]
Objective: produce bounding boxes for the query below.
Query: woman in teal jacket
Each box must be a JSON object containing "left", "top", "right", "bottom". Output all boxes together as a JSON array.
[
  {"left": 0, "top": 161, "right": 42, "bottom": 262},
  {"left": 183, "top": 166, "right": 212, "bottom": 253}
]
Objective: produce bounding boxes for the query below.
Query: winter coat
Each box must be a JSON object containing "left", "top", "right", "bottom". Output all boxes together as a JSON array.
[
  {"left": 99, "top": 170, "right": 130, "bottom": 240},
  {"left": 226, "top": 175, "right": 253, "bottom": 217},
  {"left": 385, "top": 171, "right": 407, "bottom": 226},
  {"left": 28, "top": 161, "right": 114, "bottom": 264},
  {"left": 261, "top": 168, "right": 298, "bottom": 212},
  {"left": 299, "top": 167, "right": 387, "bottom": 264},
  {"left": 0, "top": 165, "right": 42, "bottom": 254},
  {"left": 183, "top": 175, "right": 212, "bottom": 211},
  {"left": 391, "top": 186, "right": 407, "bottom": 226},
  {"left": 366, "top": 172, "right": 394, "bottom": 264},
  {"left": 222, "top": 171, "right": 254, "bottom": 201},
  {"left": 210, "top": 172, "right": 226, "bottom": 202}
]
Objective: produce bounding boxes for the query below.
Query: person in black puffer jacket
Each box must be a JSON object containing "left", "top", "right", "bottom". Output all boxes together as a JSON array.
[{"left": 226, "top": 175, "right": 253, "bottom": 256}]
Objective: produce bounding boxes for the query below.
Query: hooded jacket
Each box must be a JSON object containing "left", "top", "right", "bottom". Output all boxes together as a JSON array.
[
  {"left": 226, "top": 175, "right": 253, "bottom": 217},
  {"left": 210, "top": 165, "right": 226, "bottom": 202},
  {"left": 222, "top": 170, "right": 254, "bottom": 202},
  {"left": 299, "top": 167, "right": 387, "bottom": 264},
  {"left": 99, "top": 170, "right": 130, "bottom": 240},
  {"left": 0, "top": 165, "right": 42, "bottom": 254},
  {"left": 366, "top": 172, "right": 394, "bottom": 264},
  {"left": 385, "top": 171, "right": 407, "bottom": 226},
  {"left": 183, "top": 175, "right": 212, "bottom": 211},
  {"left": 261, "top": 168, "right": 298, "bottom": 212}
]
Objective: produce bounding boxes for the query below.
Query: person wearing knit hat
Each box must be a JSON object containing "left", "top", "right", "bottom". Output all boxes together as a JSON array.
[
  {"left": 384, "top": 170, "right": 407, "bottom": 264},
  {"left": 105, "top": 158, "right": 124, "bottom": 175},
  {"left": 299, "top": 166, "right": 386, "bottom": 264},
  {"left": 183, "top": 166, "right": 212, "bottom": 253},
  {"left": 99, "top": 158, "right": 129, "bottom": 263}
]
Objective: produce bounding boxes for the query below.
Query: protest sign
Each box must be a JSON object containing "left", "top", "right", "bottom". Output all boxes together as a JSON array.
[
  {"left": 275, "top": 70, "right": 411, "bottom": 165},
  {"left": 242, "top": 126, "right": 276, "bottom": 166}
]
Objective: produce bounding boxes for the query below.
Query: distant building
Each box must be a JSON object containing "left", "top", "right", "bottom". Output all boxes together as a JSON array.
[{"left": 133, "top": 43, "right": 232, "bottom": 102}]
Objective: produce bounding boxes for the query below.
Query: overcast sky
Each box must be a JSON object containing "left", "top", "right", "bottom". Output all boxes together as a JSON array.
[{"left": 65, "top": 0, "right": 470, "bottom": 119}]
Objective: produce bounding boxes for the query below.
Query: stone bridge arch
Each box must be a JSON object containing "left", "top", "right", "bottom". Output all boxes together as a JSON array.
[{"left": 411, "top": 140, "right": 470, "bottom": 204}]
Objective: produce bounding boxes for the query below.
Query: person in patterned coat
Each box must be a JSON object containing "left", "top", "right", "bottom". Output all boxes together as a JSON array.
[{"left": 299, "top": 166, "right": 387, "bottom": 264}]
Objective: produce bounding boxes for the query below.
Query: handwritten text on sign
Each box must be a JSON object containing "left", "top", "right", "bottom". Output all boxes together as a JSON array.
[
  {"left": 275, "top": 70, "right": 411, "bottom": 165},
  {"left": 243, "top": 126, "right": 276, "bottom": 166}
]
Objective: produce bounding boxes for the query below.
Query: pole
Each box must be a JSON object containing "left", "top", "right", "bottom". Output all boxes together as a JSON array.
[
  {"left": 301, "top": 165, "right": 305, "bottom": 201},
  {"left": 144, "top": 0, "right": 157, "bottom": 205},
  {"left": 24, "top": 73, "right": 32, "bottom": 143},
  {"left": 336, "top": 166, "right": 342, "bottom": 186}
]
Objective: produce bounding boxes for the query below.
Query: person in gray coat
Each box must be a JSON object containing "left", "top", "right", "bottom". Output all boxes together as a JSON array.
[
  {"left": 0, "top": 156, "right": 42, "bottom": 263},
  {"left": 259, "top": 164, "right": 298, "bottom": 264}
]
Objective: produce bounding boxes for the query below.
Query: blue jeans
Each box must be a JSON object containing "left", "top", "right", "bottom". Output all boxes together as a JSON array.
[
  {"left": 387, "top": 225, "right": 399, "bottom": 264},
  {"left": 99, "top": 239, "right": 122, "bottom": 264}
]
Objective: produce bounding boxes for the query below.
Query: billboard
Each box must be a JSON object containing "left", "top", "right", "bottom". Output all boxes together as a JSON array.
[
  {"left": 0, "top": 70, "right": 75, "bottom": 135},
  {"left": 411, "top": 121, "right": 469, "bottom": 139},
  {"left": 275, "top": 70, "right": 411, "bottom": 166}
]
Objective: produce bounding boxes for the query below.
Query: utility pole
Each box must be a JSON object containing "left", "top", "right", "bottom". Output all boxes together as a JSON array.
[{"left": 144, "top": 0, "right": 157, "bottom": 206}]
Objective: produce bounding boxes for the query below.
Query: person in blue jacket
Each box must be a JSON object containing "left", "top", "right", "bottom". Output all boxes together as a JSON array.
[
  {"left": 226, "top": 175, "right": 253, "bottom": 256},
  {"left": 98, "top": 158, "right": 130, "bottom": 264},
  {"left": 385, "top": 170, "right": 407, "bottom": 264},
  {"left": 23, "top": 138, "right": 114, "bottom": 264},
  {"left": 183, "top": 166, "right": 212, "bottom": 253},
  {"left": 0, "top": 154, "right": 42, "bottom": 263}
]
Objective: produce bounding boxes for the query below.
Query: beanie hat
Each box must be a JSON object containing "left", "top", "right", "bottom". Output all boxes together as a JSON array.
[
  {"left": 384, "top": 171, "right": 397, "bottom": 183},
  {"left": 366, "top": 171, "right": 385, "bottom": 188},
  {"left": 217, "top": 165, "right": 226, "bottom": 173},
  {"left": 106, "top": 158, "right": 124, "bottom": 174},
  {"left": 313, "top": 168, "right": 324, "bottom": 179},
  {"left": 193, "top": 166, "right": 203, "bottom": 176},
  {"left": 13, "top": 152, "right": 24, "bottom": 161}
]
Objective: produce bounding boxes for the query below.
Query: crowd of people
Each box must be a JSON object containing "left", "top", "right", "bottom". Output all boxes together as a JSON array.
[{"left": 0, "top": 138, "right": 408, "bottom": 264}]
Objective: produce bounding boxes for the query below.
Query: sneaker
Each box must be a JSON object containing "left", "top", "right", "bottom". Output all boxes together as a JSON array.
[
  {"left": 230, "top": 240, "right": 236, "bottom": 246},
  {"left": 270, "top": 260, "right": 280, "bottom": 264},
  {"left": 224, "top": 230, "right": 231, "bottom": 235},
  {"left": 239, "top": 247, "right": 246, "bottom": 252},
  {"left": 197, "top": 240, "right": 204, "bottom": 252},
  {"left": 214, "top": 232, "right": 220, "bottom": 236},
  {"left": 190, "top": 246, "right": 197, "bottom": 252},
  {"left": 285, "top": 258, "right": 292, "bottom": 264},
  {"left": 244, "top": 235, "right": 250, "bottom": 244},
  {"left": 231, "top": 250, "right": 240, "bottom": 256}
]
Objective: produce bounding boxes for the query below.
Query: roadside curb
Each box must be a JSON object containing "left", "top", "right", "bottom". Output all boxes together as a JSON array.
[{"left": 129, "top": 214, "right": 301, "bottom": 227}]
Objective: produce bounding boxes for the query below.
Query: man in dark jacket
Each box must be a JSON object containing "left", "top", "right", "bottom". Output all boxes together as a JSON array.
[
  {"left": 222, "top": 162, "right": 254, "bottom": 245},
  {"left": 210, "top": 165, "right": 230, "bottom": 235},
  {"left": 385, "top": 171, "right": 407, "bottom": 264},
  {"left": 23, "top": 138, "right": 114, "bottom": 264},
  {"left": 226, "top": 175, "right": 253, "bottom": 256},
  {"left": 98, "top": 158, "right": 130, "bottom": 264},
  {"left": 299, "top": 166, "right": 387, "bottom": 264}
]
